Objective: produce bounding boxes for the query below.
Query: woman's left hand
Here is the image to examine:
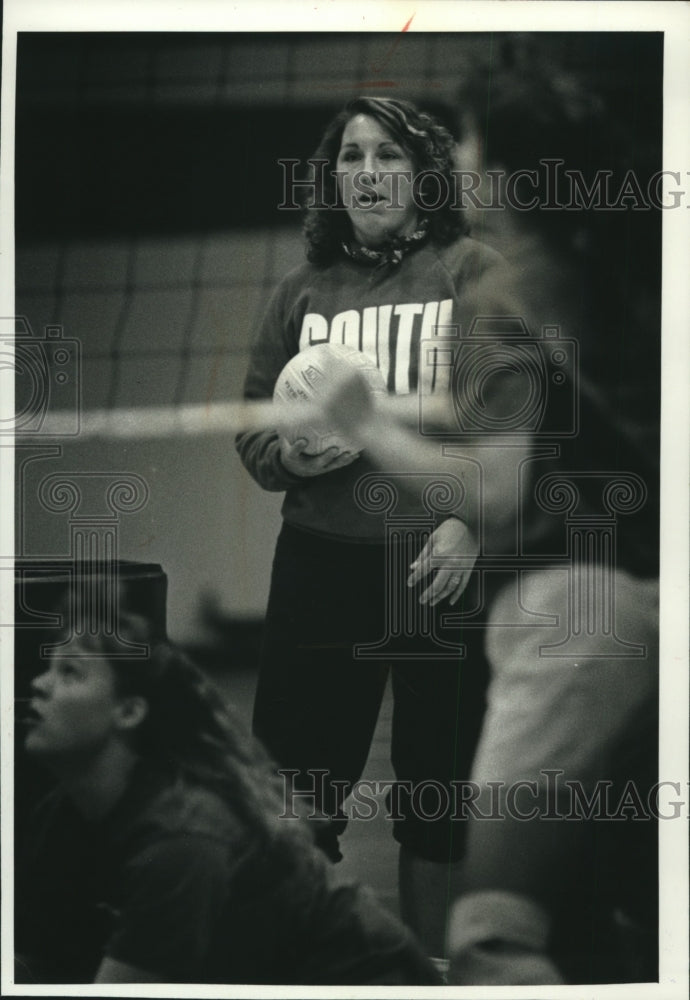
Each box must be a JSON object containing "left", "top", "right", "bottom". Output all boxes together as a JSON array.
[{"left": 408, "top": 518, "right": 479, "bottom": 606}]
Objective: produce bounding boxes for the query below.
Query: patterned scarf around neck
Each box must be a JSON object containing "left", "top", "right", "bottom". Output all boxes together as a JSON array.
[{"left": 341, "top": 219, "right": 430, "bottom": 268}]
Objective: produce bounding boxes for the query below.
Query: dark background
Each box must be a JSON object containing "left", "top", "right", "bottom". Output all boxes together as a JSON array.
[{"left": 13, "top": 29, "right": 664, "bottom": 634}]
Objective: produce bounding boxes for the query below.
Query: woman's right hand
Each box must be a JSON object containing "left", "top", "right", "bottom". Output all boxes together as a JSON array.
[{"left": 279, "top": 437, "right": 360, "bottom": 477}]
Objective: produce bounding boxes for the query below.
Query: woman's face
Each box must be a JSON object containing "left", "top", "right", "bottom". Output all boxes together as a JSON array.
[
  {"left": 336, "top": 113, "right": 418, "bottom": 247},
  {"left": 25, "top": 649, "right": 129, "bottom": 762}
]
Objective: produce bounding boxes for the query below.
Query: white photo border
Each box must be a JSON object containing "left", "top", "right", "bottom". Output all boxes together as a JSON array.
[{"left": 2, "top": 3, "right": 688, "bottom": 999}]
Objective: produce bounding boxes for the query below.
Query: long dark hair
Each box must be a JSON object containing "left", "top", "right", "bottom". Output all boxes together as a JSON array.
[
  {"left": 303, "top": 96, "right": 468, "bottom": 264},
  {"left": 75, "top": 617, "right": 299, "bottom": 845}
]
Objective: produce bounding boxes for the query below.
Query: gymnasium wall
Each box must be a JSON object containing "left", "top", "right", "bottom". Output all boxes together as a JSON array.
[
  {"left": 14, "top": 32, "right": 661, "bottom": 642},
  {"left": 15, "top": 31, "right": 475, "bottom": 640}
]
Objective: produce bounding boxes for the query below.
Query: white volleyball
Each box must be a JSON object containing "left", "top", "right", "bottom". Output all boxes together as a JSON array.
[{"left": 273, "top": 343, "right": 387, "bottom": 454}]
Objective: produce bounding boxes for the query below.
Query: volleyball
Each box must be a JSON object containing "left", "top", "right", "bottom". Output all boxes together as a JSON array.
[{"left": 273, "top": 343, "right": 387, "bottom": 455}]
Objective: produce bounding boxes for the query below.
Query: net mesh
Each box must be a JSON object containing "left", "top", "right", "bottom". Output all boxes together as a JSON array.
[
  {"left": 14, "top": 31, "right": 480, "bottom": 431},
  {"left": 13, "top": 31, "right": 625, "bottom": 435}
]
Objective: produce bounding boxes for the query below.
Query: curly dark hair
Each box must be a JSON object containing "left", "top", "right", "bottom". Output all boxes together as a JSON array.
[
  {"left": 70, "top": 617, "right": 308, "bottom": 851},
  {"left": 303, "top": 96, "right": 468, "bottom": 264}
]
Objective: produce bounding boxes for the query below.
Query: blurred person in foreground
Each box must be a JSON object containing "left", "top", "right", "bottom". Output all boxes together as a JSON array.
[
  {"left": 15, "top": 615, "right": 441, "bottom": 986},
  {"left": 320, "top": 36, "right": 661, "bottom": 985},
  {"left": 322, "top": 304, "right": 659, "bottom": 984}
]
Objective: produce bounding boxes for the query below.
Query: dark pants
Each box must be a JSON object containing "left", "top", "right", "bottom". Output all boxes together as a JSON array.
[{"left": 253, "top": 522, "right": 490, "bottom": 863}]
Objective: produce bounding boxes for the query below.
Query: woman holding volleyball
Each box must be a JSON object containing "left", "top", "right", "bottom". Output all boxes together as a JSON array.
[{"left": 236, "top": 96, "right": 525, "bottom": 964}]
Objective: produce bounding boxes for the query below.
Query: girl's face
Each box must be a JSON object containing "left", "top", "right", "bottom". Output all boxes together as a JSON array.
[
  {"left": 336, "top": 114, "right": 418, "bottom": 247},
  {"left": 25, "top": 649, "right": 130, "bottom": 762}
]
